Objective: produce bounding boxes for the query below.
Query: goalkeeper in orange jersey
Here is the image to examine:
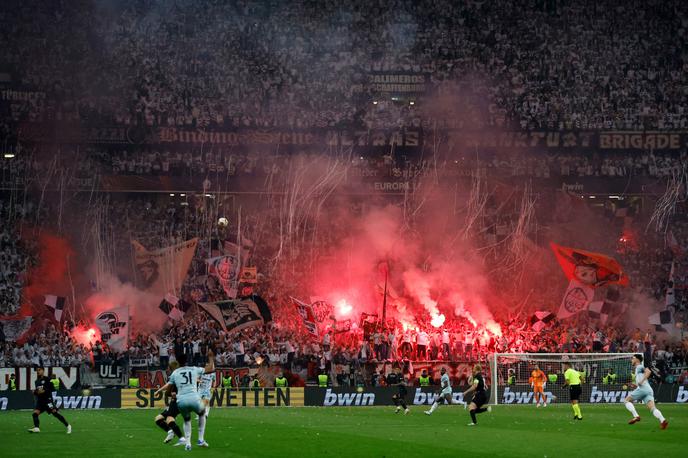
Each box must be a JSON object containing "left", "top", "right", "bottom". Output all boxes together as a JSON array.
[{"left": 529, "top": 364, "right": 548, "bottom": 407}]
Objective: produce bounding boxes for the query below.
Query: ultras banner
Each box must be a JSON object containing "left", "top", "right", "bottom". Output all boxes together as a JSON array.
[
  {"left": 0, "top": 389, "right": 121, "bottom": 410},
  {"left": 120, "top": 388, "right": 304, "bottom": 408},
  {"left": 0, "top": 366, "right": 79, "bottom": 390}
]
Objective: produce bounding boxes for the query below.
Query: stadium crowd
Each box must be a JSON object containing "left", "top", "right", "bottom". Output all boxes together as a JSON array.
[
  {"left": 2, "top": 0, "right": 688, "bottom": 130},
  {"left": 2, "top": 0, "right": 688, "bottom": 388}
]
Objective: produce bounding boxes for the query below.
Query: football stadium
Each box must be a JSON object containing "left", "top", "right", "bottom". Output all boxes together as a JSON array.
[{"left": 0, "top": 1, "right": 687, "bottom": 456}]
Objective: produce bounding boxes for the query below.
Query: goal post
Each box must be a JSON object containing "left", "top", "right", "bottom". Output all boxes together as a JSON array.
[{"left": 490, "top": 353, "right": 636, "bottom": 405}]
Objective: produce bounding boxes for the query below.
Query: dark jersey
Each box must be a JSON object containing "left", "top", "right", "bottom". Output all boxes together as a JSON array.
[
  {"left": 386, "top": 373, "right": 407, "bottom": 395},
  {"left": 34, "top": 376, "right": 55, "bottom": 402},
  {"left": 473, "top": 373, "right": 486, "bottom": 393},
  {"left": 386, "top": 373, "right": 401, "bottom": 386}
]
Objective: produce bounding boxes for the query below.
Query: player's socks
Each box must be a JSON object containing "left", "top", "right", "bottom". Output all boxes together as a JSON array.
[
  {"left": 53, "top": 412, "right": 69, "bottom": 427},
  {"left": 651, "top": 407, "right": 665, "bottom": 423},
  {"left": 573, "top": 404, "right": 582, "bottom": 418},
  {"left": 183, "top": 420, "right": 192, "bottom": 443},
  {"left": 428, "top": 402, "right": 438, "bottom": 413},
  {"left": 469, "top": 409, "right": 477, "bottom": 424},
  {"left": 32, "top": 413, "right": 39, "bottom": 428},
  {"left": 169, "top": 421, "right": 183, "bottom": 438},
  {"left": 156, "top": 418, "right": 170, "bottom": 432},
  {"left": 624, "top": 401, "right": 639, "bottom": 418},
  {"left": 198, "top": 414, "right": 207, "bottom": 442},
  {"left": 475, "top": 408, "right": 487, "bottom": 414},
  {"left": 400, "top": 400, "right": 408, "bottom": 410}
]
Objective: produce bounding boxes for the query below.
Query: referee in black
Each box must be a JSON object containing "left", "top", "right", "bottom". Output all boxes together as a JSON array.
[
  {"left": 387, "top": 366, "right": 409, "bottom": 414},
  {"left": 28, "top": 367, "right": 71, "bottom": 433}
]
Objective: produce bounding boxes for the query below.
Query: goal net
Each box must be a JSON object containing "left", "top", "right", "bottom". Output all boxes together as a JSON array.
[{"left": 490, "top": 353, "right": 636, "bottom": 405}]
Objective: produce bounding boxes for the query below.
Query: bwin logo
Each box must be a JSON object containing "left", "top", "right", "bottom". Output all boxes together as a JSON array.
[
  {"left": 589, "top": 386, "right": 628, "bottom": 403},
  {"left": 501, "top": 388, "right": 555, "bottom": 404},
  {"left": 413, "top": 389, "right": 465, "bottom": 405},
  {"left": 54, "top": 395, "right": 102, "bottom": 409},
  {"left": 323, "top": 389, "right": 375, "bottom": 406}
]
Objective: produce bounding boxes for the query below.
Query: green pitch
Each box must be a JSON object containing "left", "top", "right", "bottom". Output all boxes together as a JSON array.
[{"left": 1, "top": 405, "right": 686, "bottom": 457}]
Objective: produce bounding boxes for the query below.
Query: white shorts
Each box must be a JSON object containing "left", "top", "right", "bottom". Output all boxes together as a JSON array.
[
  {"left": 630, "top": 386, "right": 654, "bottom": 403},
  {"left": 177, "top": 395, "right": 203, "bottom": 417},
  {"left": 441, "top": 387, "right": 452, "bottom": 396}
]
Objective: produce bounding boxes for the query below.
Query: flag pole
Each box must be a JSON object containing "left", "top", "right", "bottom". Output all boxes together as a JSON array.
[{"left": 382, "top": 266, "right": 388, "bottom": 323}]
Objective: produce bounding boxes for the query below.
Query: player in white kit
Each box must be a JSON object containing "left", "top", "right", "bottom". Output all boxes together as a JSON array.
[
  {"left": 624, "top": 353, "right": 668, "bottom": 429},
  {"left": 155, "top": 350, "right": 215, "bottom": 450},
  {"left": 424, "top": 367, "right": 465, "bottom": 415},
  {"left": 196, "top": 371, "right": 216, "bottom": 447}
]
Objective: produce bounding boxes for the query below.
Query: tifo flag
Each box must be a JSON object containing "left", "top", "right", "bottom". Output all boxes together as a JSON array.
[
  {"left": 529, "top": 311, "right": 555, "bottom": 332},
  {"left": 291, "top": 296, "right": 318, "bottom": 336},
  {"left": 199, "top": 297, "right": 270, "bottom": 333},
  {"left": 557, "top": 279, "right": 594, "bottom": 319},
  {"left": 550, "top": 242, "right": 629, "bottom": 287},
  {"left": 207, "top": 255, "right": 241, "bottom": 299},
  {"left": 239, "top": 266, "right": 258, "bottom": 284},
  {"left": 95, "top": 306, "right": 129, "bottom": 352},
  {"left": 159, "top": 294, "right": 191, "bottom": 321},
  {"left": 44, "top": 295, "right": 66, "bottom": 321},
  {"left": 133, "top": 238, "right": 198, "bottom": 296}
]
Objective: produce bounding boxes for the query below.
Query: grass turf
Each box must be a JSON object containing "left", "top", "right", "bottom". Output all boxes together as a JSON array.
[{"left": 1, "top": 404, "right": 685, "bottom": 457}]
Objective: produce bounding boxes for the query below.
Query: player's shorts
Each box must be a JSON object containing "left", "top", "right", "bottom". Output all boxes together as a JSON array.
[
  {"left": 35, "top": 398, "right": 58, "bottom": 413},
  {"left": 161, "top": 399, "right": 180, "bottom": 418},
  {"left": 441, "top": 387, "right": 452, "bottom": 396},
  {"left": 629, "top": 386, "right": 654, "bottom": 403},
  {"left": 177, "top": 395, "right": 203, "bottom": 417},
  {"left": 472, "top": 391, "right": 487, "bottom": 408},
  {"left": 569, "top": 385, "right": 582, "bottom": 401},
  {"left": 533, "top": 385, "right": 544, "bottom": 393},
  {"left": 200, "top": 392, "right": 211, "bottom": 401}
]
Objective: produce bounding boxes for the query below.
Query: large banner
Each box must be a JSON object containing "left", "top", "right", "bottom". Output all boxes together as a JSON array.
[
  {"left": 304, "top": 387, "right": 477, "bottom": 407},
  {"left": 0, "top": 389, "right": 120, "bottom": 411},
  {"left": 121, "top": 388, "right": 303, "bottom": 408},
  {"left": 0, "top": 367, "right": 79, "bottom": 390},
  {"left": 95, "top": 306, "right": 129, "bottom": 352},
  {"left": 497, "top": 384, "right": 688, "bottom": 405},
  {"left": 198, "top": 298, "right": 271, "bottom": 333},
  {"left": 132, "top": 238, "right": 198, "bottom": 296}
]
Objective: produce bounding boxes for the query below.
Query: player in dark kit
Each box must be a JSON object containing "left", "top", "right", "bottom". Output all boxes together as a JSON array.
[
  {"left": 28, "top": 367, "right": 71, "bottom": 433},
  {"left": 462, "top": 364, "right": 491, "bottom": 426},
  {"left": 155, "top": 361, "right": 184, "bottom": 444},
  {"left": 387, "top": 367, "right": 409, "bottom": 414}
]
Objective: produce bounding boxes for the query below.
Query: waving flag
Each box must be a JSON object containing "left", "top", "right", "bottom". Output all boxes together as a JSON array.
[
  {"left": 550, "top": 242, "right": 629, "bottom": 287},
  {"left": 44, "top": 295, "right": 66, "bottom": 322},
  {"left": 529, "top": 311, "right": 555, "bottom": 332},
  {"left": 199, "top": 297, "right": 271, "bottom": 333},
  {"left": 557, "top": 279, "right": 594, "bottom": 319},
  {"left": 291, "top": 297, "right": 318, "bottom": 336}
]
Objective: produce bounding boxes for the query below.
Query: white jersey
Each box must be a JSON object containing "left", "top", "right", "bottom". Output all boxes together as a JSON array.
[
  {"left": 634, "top": 364, "right": 652, "bottom": 391},
  {"left": 440, "top": 373, "right": 452, "bottom": 394},
  {"left": 198, "top": 372, "right": 216, "bottom": 399}
]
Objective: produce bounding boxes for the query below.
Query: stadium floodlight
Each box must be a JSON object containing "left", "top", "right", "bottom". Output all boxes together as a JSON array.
[{"left": 490, "top": 353, "right": 636, "bottom": 405}]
